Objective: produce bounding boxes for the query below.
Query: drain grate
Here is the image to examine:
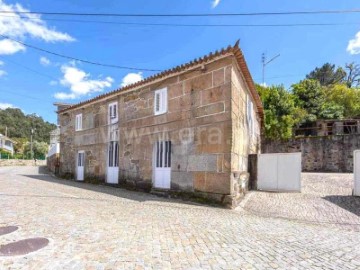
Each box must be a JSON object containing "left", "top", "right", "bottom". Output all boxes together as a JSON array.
[
  {"left": 0, "top": 226, "right": 18, "bottom": 236},
  {"left": 0, "top": 238, "right": 49, "bottom": 256}
]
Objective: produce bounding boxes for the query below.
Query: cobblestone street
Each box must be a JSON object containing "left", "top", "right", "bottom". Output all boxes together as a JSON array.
[
  {"left": 241, "top": 173, "right": 360, "bottom": 232},
  {"left": 1, "top": 166, "right": 360, "bottom": 269}
]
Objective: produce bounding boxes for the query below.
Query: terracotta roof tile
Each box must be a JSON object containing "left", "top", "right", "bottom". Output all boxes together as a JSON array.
[{"left": 58, "top": 40, "right": 263, "bottom": 119}]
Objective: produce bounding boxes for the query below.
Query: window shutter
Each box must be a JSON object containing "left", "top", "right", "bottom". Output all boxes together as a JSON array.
[
  {"left": 108, "top": 103, "right": 118, "bottom": 123},
  {"left": 154, "top": 88, "right": 167, "bottom": 115},
  {"left": 155, "top": 92, "right": 161, "bottom": 113},
  {"left": 246, "top": 95, "right": 250, "bottom": 123},
  {"left": 75, "top": 114, "right": 82, "bottom": 131},
  {"left": 251, "top": 102, "right": 255, "bottom": 135},
  {"left": 162, "top": 88, "right": 167, "bottom": 114}
]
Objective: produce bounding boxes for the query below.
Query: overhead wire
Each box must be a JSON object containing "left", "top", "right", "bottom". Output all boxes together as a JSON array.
[
  {"left": 0, "top": 14, "right": 358, "bottom": 27},
  {"left": 0, "top": 9, "right": 359, "bottom": 17},
  {"left": 0, "top": 34, "right": 161, "bottom": 72}
]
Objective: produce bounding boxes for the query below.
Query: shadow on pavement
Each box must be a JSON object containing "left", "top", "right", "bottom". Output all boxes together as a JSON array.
[
  {"left": 323, "top": 195, "right": 360, "bottom": 217},
  {"left": 19, "top": 166, "right": 205, "bottom": 208}
]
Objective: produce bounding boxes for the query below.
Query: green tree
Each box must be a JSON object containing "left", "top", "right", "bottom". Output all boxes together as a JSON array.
[
  {"left": 292, "top": 79, "right": 325, "bottom": 123},
  {"left": 24, "top": 141, "right": 49, "bottom": 159},
  {"left": 306, "top": 63, "right": 346, "bottom": 86},
  {"left": 12, "top": 137, "right": 28, "bottom": 154},
  {"left": 324, "top": 84, "right": 360, "bottom": 118},
  {"left": 257, "top": 84, "right": 298, "bottom": 139},
  {"left": 319, "top": 102, "right": 344, "bottom": 119}
]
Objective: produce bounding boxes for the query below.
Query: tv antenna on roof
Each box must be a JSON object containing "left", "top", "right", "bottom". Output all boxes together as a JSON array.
[{"left": 262, "top": 53, "right": 280, "bottom": 85}]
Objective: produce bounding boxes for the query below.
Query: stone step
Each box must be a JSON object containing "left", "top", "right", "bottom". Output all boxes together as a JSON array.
[{"left": 150, "top": 188, "right": 170, "bottom": 198}]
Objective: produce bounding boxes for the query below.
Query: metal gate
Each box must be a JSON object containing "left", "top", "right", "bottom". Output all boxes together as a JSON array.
[
  {"left": 354, "top": 150, "right": 360, "bottom": 196},
  {"left": 257, "top": 153, "right": 301, "bottom": 192}
]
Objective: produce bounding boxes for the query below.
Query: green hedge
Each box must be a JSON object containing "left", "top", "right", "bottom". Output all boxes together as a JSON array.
[{"left": 0, "top": 150, "right": 45, "bottom": 160}]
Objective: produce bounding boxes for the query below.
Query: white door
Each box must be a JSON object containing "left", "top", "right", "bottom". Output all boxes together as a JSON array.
[
  {"left": 153, "top": 141, "right": 171, "bottom": 189},
  {"left": 354, "top": 150, "right": 360, "bottom": 196},
  {"left": 107, "top": 141, "right": 119, "bottom": 184},
  {"left": 76, "top": 151, "right": 85, "bottom": 181}
]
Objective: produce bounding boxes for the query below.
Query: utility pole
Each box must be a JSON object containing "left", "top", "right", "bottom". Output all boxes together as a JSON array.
[
  {"left": 262, "top": 53, "right": 280, "bottom": 85},
  {"left": 30, "top": 128, "right": 35, "bottom": 159}
]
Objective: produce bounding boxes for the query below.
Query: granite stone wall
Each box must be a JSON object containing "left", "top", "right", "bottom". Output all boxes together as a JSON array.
[
  {"left": 262, "top": 134, "right": 360, "bottom": 172},
  {"left": 59, "top": 54, "right": 262, "bottom": 206}
]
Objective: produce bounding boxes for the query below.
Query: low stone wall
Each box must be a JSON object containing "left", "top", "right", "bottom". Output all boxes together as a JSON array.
[
  {"left": 0, "top": 159, "right": 46, "bottom": 167},
  {"left": 262, "top": 134, "right": 360, "bottom": 172}
]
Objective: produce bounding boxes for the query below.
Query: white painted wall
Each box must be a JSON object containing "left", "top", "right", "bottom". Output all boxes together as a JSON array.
[
  {"left": 47, "top": 143, "right": 60, "bottom": 157},
  {"left": 353, "top": 150, "right": 360, "bottom": 196}
]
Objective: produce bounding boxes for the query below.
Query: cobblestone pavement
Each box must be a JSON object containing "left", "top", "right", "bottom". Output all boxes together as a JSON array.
[
  {"left": 0, "top": 167, "right": 360, "bottom": 270},
  {"left": 240, "top": 173, "right": 360, "bottom": 232}
]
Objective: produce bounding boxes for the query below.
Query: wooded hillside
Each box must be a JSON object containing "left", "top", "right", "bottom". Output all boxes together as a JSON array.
[{"left": 0, "top": 108, "right": 56, "bottom": 143}]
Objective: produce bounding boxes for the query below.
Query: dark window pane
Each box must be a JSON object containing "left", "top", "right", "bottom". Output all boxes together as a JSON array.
[
  {"left": 164, "top": 141, "right": 168, "bottom": 167},
  {"left": 156, "top": 142, "right": 159, "bottom": 167},
  {"left": 109, "top": 142, "right": 113, "bottom": 167},
  {"left": 115, "top": 142, "right": 119, "bottom": 167},
  {"left": 160, "top": 141, "right": 163, "bottom": 168},
  {"left": 168, "top": 141, "right": 171, "bottom": 167}
]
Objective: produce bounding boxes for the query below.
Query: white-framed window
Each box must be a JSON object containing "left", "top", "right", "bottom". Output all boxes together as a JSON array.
[
  {"left": 75, "top": 114, "right": 82, "bottom": 131},
  {"left": 155, "top": 141, "right": 172, "bottom": 168},
  {"left": 154, "top": 88, "right": 168, "bottom": 115},
  {"left": 109, "top": 102, "right": 118, "bottom": 124},
  {"left": 108, "top": 141, "right": 119, "bottom": 168},
  {"left": 247, "top": 95, "right": 254, "bottom": 136}
]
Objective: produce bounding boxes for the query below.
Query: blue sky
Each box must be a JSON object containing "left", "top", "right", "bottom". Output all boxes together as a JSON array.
[{"left": 0, "top": 0, "right": 359, "bottom": 123}]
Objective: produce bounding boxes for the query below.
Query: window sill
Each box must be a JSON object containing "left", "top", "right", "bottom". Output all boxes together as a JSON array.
[{"left": 154, "top": 111, "right": 167, "bottom": 116}]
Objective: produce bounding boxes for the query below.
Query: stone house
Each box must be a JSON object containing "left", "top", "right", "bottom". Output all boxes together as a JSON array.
[{"left": 57, "top": 41, "right": 263, "bottom": 207}]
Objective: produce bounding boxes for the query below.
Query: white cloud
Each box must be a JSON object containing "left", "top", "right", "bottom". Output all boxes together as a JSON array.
[
  {"left": 40, "top": 56, "right": 50, "bottom": 66},
  {"left": 211, "top": 0, "right": 221, "bottom": 8},
  {"left": 0, "top": 0, "right": 74, "bottom": 56},
  {"left": 120, "top": 72, "right": 143, "bottom": 87},
  {"left": 0, "top": 60, "right": 5, "bottom": 77},
  {"left": 347, "top": 31, "right": 360, "bottom": 55},
  {"left": 0, "top": 70, "right": 6, "bottom": 77},
  {"left": 54, "top": 64, "right": 114, "bottom": 100},
  {"left": 49, "top": 80, "right": 57, "bottom": 86},
  {"left": 0, "top": 102, "right": 14, "bottom": 109},
  {"left": 0, "top": 39, "right": 25, "bottom": 54}
]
